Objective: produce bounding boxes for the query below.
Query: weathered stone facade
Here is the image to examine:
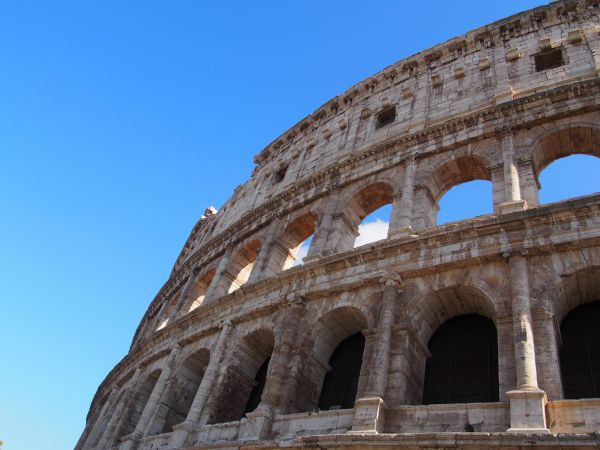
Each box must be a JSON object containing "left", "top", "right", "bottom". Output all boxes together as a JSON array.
[{"left": 78, "top": 1, "right": 600, "bottom": 448}]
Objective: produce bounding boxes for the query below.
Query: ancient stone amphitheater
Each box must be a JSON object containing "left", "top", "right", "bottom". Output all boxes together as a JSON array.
[{"left": 78, "top": 1, "right": 600, "bottom": 449}]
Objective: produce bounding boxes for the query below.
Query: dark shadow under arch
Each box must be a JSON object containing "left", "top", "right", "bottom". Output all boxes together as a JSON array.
[
  {"left": 560, "top": 301, "right": 600, "bottom": 399},
  {"left": 423, "top": 314, "right": 499, "bottom": 404}
]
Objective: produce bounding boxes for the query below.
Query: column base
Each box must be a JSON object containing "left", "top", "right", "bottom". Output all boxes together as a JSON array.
[
  {"left": 348, "top": 396, "right": 385, "bottom": 434},
  {"left": 118, "top": 434, "right": 140, "bottom": 450},
  {"left": 498, "top": 200, "right": 527, "bottom": 214},
  {"left": 388, "top": 226, "right": 418, "bottom": 240},
  {"left": 239, "top": 404, "right": 274, "bottom": 441},
  {"left": 506, "top": 389, "right": 550, "bottom": 433},
  {"left": 169, "top": 421, "right": 196, "bottom": 448}
]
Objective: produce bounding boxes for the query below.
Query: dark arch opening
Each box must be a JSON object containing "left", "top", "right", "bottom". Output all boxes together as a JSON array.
[
  {"left": 318, "top": 332, "right": 365, "bottom": 410},
  {"left": 423, "top": 314, "right": 499, "bottom": 404},
  {"left": 243, "top": 356, "right": 270, "bottom": 415},
  {"left": 560, "top": 301, "right": 600, "bottom": 399}
]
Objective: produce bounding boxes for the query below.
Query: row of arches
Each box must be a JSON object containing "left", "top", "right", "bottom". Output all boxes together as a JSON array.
[
  {"left": 98, "top": 296, "right": 600, "bottom": 447},
  {"left": 149, "top": 126, "right": 600, "bottom": 334}
]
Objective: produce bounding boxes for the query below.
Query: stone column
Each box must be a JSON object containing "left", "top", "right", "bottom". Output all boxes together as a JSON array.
[
  {"left": 170, "top": 322, "right": 233, "bottom": 448},
  {"left": 203, "top": 247, "right": 233, "bottom": 305},
  {"left": 119, "top": 346, "right": 182, "bottom": 450},
  {"left": 505, "top": 250, "right": 549, "bottom": 433},
  {"left": 389, "top": 156, "right": 418, "bottom": 239},
  {"left": 168, "top": 269, "right": 200, "bottom": 321},
  {"left": 304, "top": 189, "right": 340, "bottom": 261},
  {"left": 241, "top": 295, "right": 306, "bottom": 441},
  {"left": 350, "top": 276, "right": 401, "bottom": 434},
  {"left": 498, "top": 131, "right": 527, "bottom": 214},
  {"left": 247, "top": 219, "right": 281, "bottom": 283},
  {"left": 94, "top": 368, "right": 142, "bottom": 450},
  {"left": 532, "top": 308, "right": 563, "bottom": 400}
]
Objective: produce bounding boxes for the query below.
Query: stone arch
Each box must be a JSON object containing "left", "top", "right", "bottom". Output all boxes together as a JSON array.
[
  {"left": 111, "top": 369, "right": 161, "bottom": 446},
  {"left": 207, "top": 327, "right": 275, "bottom": 424},
  {"left": 328, "top": 181, "right": 395, "bottom": 253},
  {"left": 549, "top": 265, "right": 600, "bottom": 327},
  {"left": 409, "top": 284, "right": 497, "bottom": 345},
  {"left": 413, "top": 154, "right": 493, "bottom": 228},
  {"left": 531, "top": 125, "right": 600, "bottom": 180},
  {"left": 291, "top": 306, "right": 369, "bottom": 412},
  {"left": 269, "top": 211, "right": 318, "bottom": 272},
  {"left": 147, "top": 348, "right": 211, "bottom": 435},
  {"left": 226, "top": 239, "right": 262, "bottom": 293},
  {"left": 183, "top": 268, "right": 216, "bottom": 313}
]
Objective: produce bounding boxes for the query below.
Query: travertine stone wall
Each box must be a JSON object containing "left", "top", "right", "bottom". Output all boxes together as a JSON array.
[{"left": 78, "top": 1, "right": 600, "bottom": 449}]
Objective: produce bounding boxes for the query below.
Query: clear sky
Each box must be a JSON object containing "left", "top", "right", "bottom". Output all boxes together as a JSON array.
[{"left": 1, "top": 1, "right": 599, "bottom": 450}]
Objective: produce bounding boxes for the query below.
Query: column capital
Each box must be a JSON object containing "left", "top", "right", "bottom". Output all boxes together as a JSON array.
[
  {"left": 503, "top": 248, "right": 528, "bottom": 260},
  {"left": 380, "top": 272, "right": 402, "bottom": 289}
]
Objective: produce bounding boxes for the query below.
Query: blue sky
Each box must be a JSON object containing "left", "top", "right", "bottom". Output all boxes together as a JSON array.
[{"left": 1, "top": 2, "right": 599, "bottom": 449}]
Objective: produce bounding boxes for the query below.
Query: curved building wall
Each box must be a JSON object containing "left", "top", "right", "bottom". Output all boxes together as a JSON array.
[{"left": 79, "top": 1, "right": 600, "bottom": 449}]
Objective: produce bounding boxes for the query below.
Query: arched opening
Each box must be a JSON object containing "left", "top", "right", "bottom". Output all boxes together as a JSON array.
[
  {"left": 318, "top": 332, "right": 365, "bottom": 410},
  {"left": 185, "top": 269, "right": 215, "bottom": 313},
  {"left": 354, "top": 204, "right": 391, "bottom": 248},
  {"left": 417, "top": 155, "right": 492, "bottom": 229},
  {"left": 423, "top": 314, "right": 499, "bottom": 404},
  {"left": 292, "top": 306, "right": 368, "bottom": 413},
  {"left": 147, "top": 349, "right": 210, "bottom": 435},
  {"left": 346, "top": 182, "right": 394, "bottom": 250},
  {"left": 272, "top": 212, "right": 317, "bottom": 271},
  {"left": 437, "top": 180, "right": 493, "bottom": 225},
  {"left": 538, "top": 154, "right": 600, "bottom": 204},
  {"left": 113, "top": 370, "right": 161, "bottom": 445},
  {"left": 243, "top": 356, "right": 270, "bottom": 414},
  {"left": 559, "top": 301, "right": 600, "bottom": 399},
  {"left": 227, "top": 239, "right": 262, "bottom": 293},
  {"left": 207, "top": 329, "right": 274, "bottom": 423}
]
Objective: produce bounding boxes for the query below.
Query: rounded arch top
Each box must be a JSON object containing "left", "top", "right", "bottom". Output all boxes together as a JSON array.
[{"left": 531, "top": 125, "right": 600, "bottom": 178}]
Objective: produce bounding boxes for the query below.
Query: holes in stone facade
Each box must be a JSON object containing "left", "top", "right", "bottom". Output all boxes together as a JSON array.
[
  {"left": 354, "top": 204, "right": 391, "bottom": 248},
  {"left": 243, "top": 357, "right": 270, "bottom": 414},
  {"left": 560, "top": 301, "right": 600, "bottom": 399},
  {"left": 375, "top": 106, "right": 396, "bottom": 129},
  {"left": 423, "top": 314, "right": 499, "bottom": 404},
  {"left": 186, "top": 269, "right": 216, "bottom": 313},
  {"left": 272, "top": 165, "right": 288, "bottom": 184},
  {"left": 534, "top": 47, "right": 565, "bottom": 72}
]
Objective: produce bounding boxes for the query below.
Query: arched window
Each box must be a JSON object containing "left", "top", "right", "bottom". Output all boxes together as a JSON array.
[
  {"left": 244, "top": 357, "right": 270, "bottom": 414},
  {"left": 272, "top": 213, "right": 316, "bottom": 271},
  {"left": 186, "top": 269, "right": 215, "bottom": 313},
  {"left": 437, "top": 180, "right": 493, "bottom": 225},
  {"left": 207, "top": 329, "right": 274, "bottom": 423},
  {"left": 346, "top": 183, "right": 394, "bottom": 250},
  {"left": 423, "top": 315, "right": 498, "bottom": 404},
  {"left": 354, "top": 204, "right": 391, "bottom": 248},
  {"left": 113, "top": 370, "right": 161, "bottom": 445},
  {"left": 559, "top": 301, "right": 600, "bottom": 399},
  {"left": 538, "top": 154, "right": 600, "bottom": 204},
  {"left": 227, "top": 240, "right": 261, "bottom": 293},
  {"left": 318, "top": 332, "right": 365, "bottom": 410}
]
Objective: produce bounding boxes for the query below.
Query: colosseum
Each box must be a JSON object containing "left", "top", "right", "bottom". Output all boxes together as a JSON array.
[{"left": 77, "top": 1, "right": 600, "bottom": 449}]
